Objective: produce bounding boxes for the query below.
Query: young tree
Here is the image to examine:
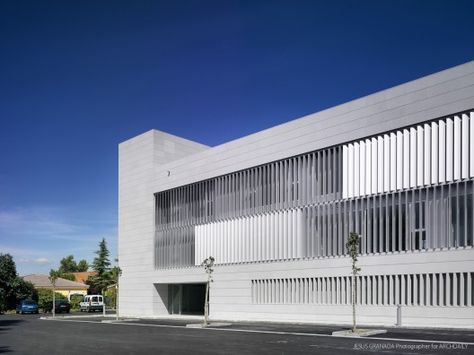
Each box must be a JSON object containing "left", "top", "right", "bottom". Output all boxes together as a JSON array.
[
  {"left": 202, "top": 256, "right": 215, "bottom": 327},
  {"left": 49, "top": 269, "right": 60, "bottom": 318},
  {"left": 346, "top": 232, "right": 361, "bottom": 333}
]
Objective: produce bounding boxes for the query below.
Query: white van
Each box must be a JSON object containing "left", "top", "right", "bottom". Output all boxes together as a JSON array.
[{"left": 79, "top": 295, "right": 104, "bottom": 312}]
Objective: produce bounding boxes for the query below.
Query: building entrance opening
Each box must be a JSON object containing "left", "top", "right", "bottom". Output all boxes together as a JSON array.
[{"left": 168, "top": 283, "right": 206, "bottom": 315}]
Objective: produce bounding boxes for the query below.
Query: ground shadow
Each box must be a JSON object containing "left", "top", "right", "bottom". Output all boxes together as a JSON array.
[
  {"left": 0, "top": 346, "right": 12, "bottom": 353},
  {"left": 0, "top": 318, "right": 24, "bottom": 332}
]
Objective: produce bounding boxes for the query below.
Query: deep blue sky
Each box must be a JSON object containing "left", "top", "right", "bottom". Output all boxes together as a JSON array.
[{"left": 0, "top": 0, "right": 473, "bottom": 275}]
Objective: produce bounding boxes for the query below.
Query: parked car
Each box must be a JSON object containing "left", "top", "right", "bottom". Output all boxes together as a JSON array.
[
  {"left": 44, "top": 299, "right": 71, "bottom": 314},
  {"left": 79, "top": 295, "right": 104, "bottom": 312},
  {"left": 16, "top": 300, "right": 39, "bottom": 314}
]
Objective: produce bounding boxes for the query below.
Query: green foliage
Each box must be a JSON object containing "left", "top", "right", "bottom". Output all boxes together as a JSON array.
[
  {"left": 0, "top": 253, "right": 37, "bottom": 310},
  {"left": 0, "top": 253, "right": 17, "bottom": 311},
  {"left": 87, "top": 239, "right": 119, "bottom": 295},
  {"left": 60, "top": 273, "right": 76, "bottom": 281},
  {"left": 0, "top": 254, "right": 17, "bottom": 285},
  {"left": 10, "top": 278, "right": 37, "bottom": 303},
  {"left": 36, "top": 289, "right": 66, "bottom": 310},
  {"left": 346, "top": 232, "right": 361, "bottom": 275},
  {"left": 0, "top": 288, "right": 5, "bottom": 313},
  {"left": 105, "top": 287, "right": 117, "bottom": 308},
  {"left": 92, "top": 238, "right": 111, "bottom": 276},
  {"left": 86, "top": 273, "right": 112, "bottom": 294},
  {"left": 49, "top": 269, "right": 60, "bottom": 284},
  {"left": 58, "top": 255, "right": 77, "bottom": 274},
  {"left": 69, "top": 295, "right": 82, "bottom": 310},
  {"left": 77, "top": 259, "right": 89, "bottom": 272},
  {"left": 51, "top": 255, "right": 89, "bottom": 280}
]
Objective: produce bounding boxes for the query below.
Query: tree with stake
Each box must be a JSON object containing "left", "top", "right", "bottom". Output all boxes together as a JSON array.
[
  {"left": 202, "top": 256, "right": 215, "bottom": 327},
  {"left": 346, "top": 232, "right": 361, "bottom": 333},
  {"left": 48, "top": 270, "right": 60, "bottom": 318}
]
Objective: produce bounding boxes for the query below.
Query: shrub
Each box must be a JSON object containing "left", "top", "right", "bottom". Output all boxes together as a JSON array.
[
  {"left": 37, "top": 289, "right": 66, "bottom": 310},
  {"left": 69, "top": 295, "right": 83, "bottom": 311}
]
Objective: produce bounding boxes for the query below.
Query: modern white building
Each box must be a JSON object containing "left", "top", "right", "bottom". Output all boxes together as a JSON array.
[{"left": 119, "top": 61, "right": 474, "bottom": 328}]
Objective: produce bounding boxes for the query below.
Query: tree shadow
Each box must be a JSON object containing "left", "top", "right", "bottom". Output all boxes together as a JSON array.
[{"left": 0, "top": 318, "right": 24, "bottom": 332}]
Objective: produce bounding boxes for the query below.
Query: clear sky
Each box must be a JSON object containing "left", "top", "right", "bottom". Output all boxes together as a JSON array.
[{"left": 0, "top": 0, "right": 473, "bottom": 275}]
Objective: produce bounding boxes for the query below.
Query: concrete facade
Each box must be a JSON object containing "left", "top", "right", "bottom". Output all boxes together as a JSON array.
[{"left": 119, "top": 61, "right": 474, "bottom": 328}]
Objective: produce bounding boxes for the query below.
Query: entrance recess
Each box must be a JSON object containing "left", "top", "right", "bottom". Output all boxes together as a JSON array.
[{"left": 168, "top": 283, "right": 206, "bottom": 315}]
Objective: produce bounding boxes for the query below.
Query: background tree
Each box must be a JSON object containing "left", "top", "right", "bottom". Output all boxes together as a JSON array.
[
  {"left": 92, "top": 238, "right": 110, "bottom": 275},
  {"left": 59, "top": 273, "right": 76, "bottom": 281},
  {"left": 77, "top": 259, "right": 89, "bottom": 272},
  {"left": 346, "top": 232, "right": 361, "bottom": 333},
  {"left": 87, "top": 238, "right": 114, "bottom": 295},
  {"left": 0, "top": 253, "right": 37, "bottom": 311},
  {"left": 10, "top": 278, "right": 37, "bottom": 305},
  {"left": 58, "top": 255, "right": 77, "bottom": 274},
  {"left": 51, "top": 255, "right": 89, "bottom": 281},
  {"left": 0, "top": 253, "right": 17, "bottom": 287},
  {"left": 0, "top": 288, "right": 5, "bottom": 313},
  {"left": 36, "top": 289, "right": 66, "bottom": 311},
  {"left": 0, "top": 254, "right": 17, "bottom": 311}
]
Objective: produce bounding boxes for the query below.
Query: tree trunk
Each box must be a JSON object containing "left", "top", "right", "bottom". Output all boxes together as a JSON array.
[
  {"left": 115, "top": 283, "right": 119, "bottom": 321},
  {"left": 352, "top": 272, "right": 356, "bottom": 332},
  {"left": 52, "top": 286, "right": 55, "bottom": 318},
  {"left": 204, "top": 278, "right": 209, "bottom": 326},
  {"left": 103, "top": 289, "right": 106, "bottom": 316}
]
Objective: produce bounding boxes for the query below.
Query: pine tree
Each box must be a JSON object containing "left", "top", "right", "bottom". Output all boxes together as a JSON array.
[
  {"left": 92, "top": 238, "right": 111, "bottom": 276},
  {"left": 87, "top": 238, "right": 113, "bottom": 295}
]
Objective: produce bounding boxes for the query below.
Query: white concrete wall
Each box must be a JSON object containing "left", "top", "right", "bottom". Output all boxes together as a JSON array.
[
  {"left": 153, "top": 61, "right": 474, "bottom": 193},
  {"left": 118, "top": 130, "right": 209, "bottom": 317},
  {"left": 154, "top": 247, "right": 474, "bottom": 328}
]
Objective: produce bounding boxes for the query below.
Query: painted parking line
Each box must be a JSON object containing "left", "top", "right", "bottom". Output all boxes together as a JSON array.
[{"left": 43, "top": 318, "right": 474, "bottom": 346}]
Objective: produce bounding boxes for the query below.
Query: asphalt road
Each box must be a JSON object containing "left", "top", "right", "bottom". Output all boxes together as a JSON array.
[{"left": 0, "top": 314, "right": 472, "bottom": 354}]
